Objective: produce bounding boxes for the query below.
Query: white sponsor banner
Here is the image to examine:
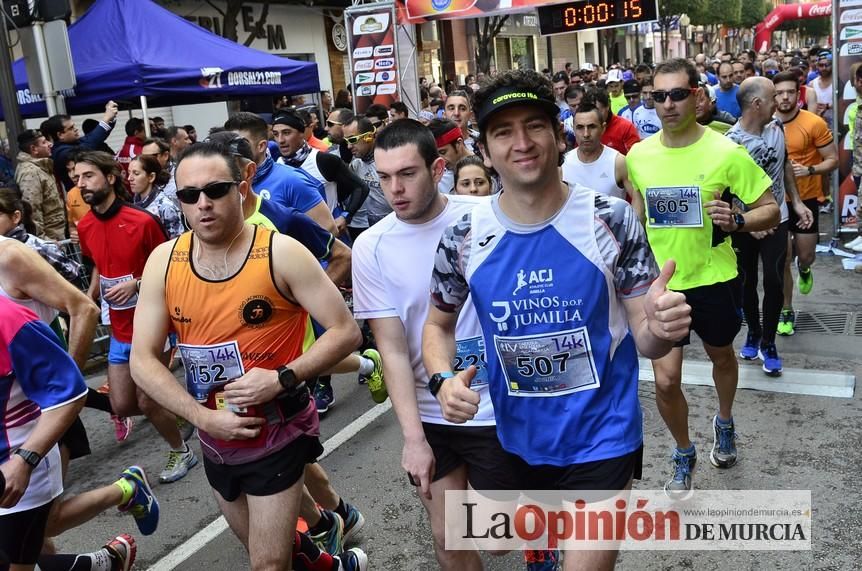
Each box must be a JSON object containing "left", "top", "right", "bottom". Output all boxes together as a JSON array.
[{"left": 444, "top": 490, "right": 811, "bottom": 551}]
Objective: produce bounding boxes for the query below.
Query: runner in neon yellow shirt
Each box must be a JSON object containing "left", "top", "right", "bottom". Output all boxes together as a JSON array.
[{"left": 626, "top": 59, "right": 780, "bottom": 499}]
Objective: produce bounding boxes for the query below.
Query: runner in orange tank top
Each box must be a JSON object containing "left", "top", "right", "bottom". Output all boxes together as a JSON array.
[{"left": 130, "top": 142, "right": 366, "bottom": 569}]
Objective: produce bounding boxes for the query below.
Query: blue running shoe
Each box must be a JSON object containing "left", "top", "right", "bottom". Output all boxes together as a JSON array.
[
  {"left": 664, "top": 447, "right": 696, "bottom": 500},
  {"left": 759, "top": 343, "right": 783, "bottom": 377},
  {"left": 739, "top": 331, "right": 760, "bottom": 361},
  {"left": 334, "top": 547, "right": 368, "bottom": 570},
  {"left": 342, "top": 502, "right": 366, "bottom": 544},
  {"left": 310, "top": 510, "right": 344, "bottom": 556},
  {"left": 525, "top": 549, "right": 559, "bottom": 570},
  {"left": 710, "top": 416, "right": 738, "bottom": 469},
  {"left": 119, "top": 466, "right": 160, "bottom": 536},
  {"left": 314, "top": 382, "right": 335, "bottom": 415}
]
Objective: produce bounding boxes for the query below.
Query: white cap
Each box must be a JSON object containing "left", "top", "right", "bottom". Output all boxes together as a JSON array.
[
  {"left": 606, "top": 69, "right": 623, "bottom": 83},
  {"left": 581, "top": 63, "right": 594, "bottom": 71}
]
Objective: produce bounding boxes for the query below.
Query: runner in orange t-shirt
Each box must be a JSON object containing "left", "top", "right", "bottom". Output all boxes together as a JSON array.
[{"left": 773, "top": 71, "right": 838, "bottom": 335}]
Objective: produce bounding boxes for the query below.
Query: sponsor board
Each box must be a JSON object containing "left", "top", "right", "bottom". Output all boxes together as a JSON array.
[
  {"left": 354, "top": 59, "right": 374, "bottom": 71},
  {"left": 375, "top": 58, "right": 395, "bottom": 69},
  {"left": 840, "top": 41, "right": 862, "bottom": 56},
  {"left": 352, "top": 13, "right": 389, "bottom": 35},
  {"left": 841, "top": 8, "right": 862, "bottom": 23},
  {"left": 840, "top": 25, "right": 862, "bottom": 40},
  {"left": 355, "top": 72, "right": 376, "bottom": 84},
  {"left": 356, "top": 85, "right": 377, "bottom": 97},
  {"left": 352, "top": 46, "right": 373, "bottom": 59},
  {"left": 374, "top": 44, "right": 394, "bottom": 57},
  {"left": 376, "top": 71, "right": 394, "bottom": 82},
  {"left": 377, "top": 83, "right": 397, "bottom": 95}
]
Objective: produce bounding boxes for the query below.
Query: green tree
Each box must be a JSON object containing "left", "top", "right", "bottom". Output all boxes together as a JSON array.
[
  {"left": 739, "top": 0, "right": 769, "bottom": 29},
  {"left": 474, "top": 16, "right": 509, "bottom": 75},
  {"left": 657, "top": 0, "right": 707, "bottom": 59}
]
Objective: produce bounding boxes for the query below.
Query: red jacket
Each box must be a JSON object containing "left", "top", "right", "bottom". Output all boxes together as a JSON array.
[
  {"left": 115, "top": 135, "right": 145, "bottom": 187},
  {"left": 601, "top": 114, "right": 640, "bottom": 155}
]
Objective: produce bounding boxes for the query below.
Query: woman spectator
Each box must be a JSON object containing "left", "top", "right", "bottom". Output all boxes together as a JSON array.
[
  {"left": 453, "top": 155, "right": 493, "bottom": 196},
  {"left": 127, "top": 155, "right": 184, "bottom": 238},
  {"left": 334, "top": 88, "right": 353, "bottom": 110},
  {"left": 0, "top": 187, "right": 83, "bottom": 284}
]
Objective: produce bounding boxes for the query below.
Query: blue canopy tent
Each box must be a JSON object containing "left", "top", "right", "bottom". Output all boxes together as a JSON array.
[{"left": 6, "top": 0, "right": 319, "bottom": 119}]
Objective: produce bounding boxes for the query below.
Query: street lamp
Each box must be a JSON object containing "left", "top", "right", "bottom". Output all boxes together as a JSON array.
[{"left": 679, "top": 14, "right": 691, "bottom": 59}]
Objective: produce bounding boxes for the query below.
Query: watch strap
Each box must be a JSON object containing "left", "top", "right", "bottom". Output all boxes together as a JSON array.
[
  {"left": 15, "top": 448, "right": 41, "bottom": 468},
  {"left": 429, "top": 371, "right": 455, "bottom": 397}
]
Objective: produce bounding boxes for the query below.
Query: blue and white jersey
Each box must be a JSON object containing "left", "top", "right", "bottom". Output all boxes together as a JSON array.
[
  {"left": 631, "top": 106, "right": 661, "bottom": 139},
  {"left": 430, "top": 188, "right": 657, "bottom": 466}
]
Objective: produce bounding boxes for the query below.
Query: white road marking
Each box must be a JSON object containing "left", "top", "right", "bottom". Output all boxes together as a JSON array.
[{"left": 149, "top": 400, "right": 393, "bottom": 571}]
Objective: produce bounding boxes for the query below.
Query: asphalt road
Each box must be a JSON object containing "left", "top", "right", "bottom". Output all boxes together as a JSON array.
[{"left": 53, "top": 235, "right": 862, "bottom": 570}]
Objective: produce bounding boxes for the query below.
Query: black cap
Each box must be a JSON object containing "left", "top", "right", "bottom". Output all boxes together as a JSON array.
[
  {"left": 475, "top": 87, "right": 560, "bottom": 130},
  {"left": 273, "top": 110, "right": 306, "bottom": 133},
  {"left": 623, "top": 79, "right": 641, "bottom": 95}
]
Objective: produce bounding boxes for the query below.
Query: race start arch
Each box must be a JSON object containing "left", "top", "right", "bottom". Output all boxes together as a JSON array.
[{"left": 753, "top": 1, "right": 832, "bottom": 54}]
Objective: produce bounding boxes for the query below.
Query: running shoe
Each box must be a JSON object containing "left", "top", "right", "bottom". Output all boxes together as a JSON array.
[
  {"left": 844, "top": 235, "right": 862, "bottom": 250},
  {"left": 525, "top": 549, "right": 560, "bottom": 570},
  {"left": 177, "top": 416, "right": 196, "bottom": 442},
  {"left": 334, "top": 547, "right": 368, "bottom": 571},
  {"left": 360, "top": 348, "right": 387, "bottom": 403},
  {"left": 709, "top": 416, "right": 738, "bottom": 469},
  {"left": 341, "top": 502, "right": 366, "bottom": 544},
  {"left": 664, "top": 447, "right": 696, "bottom": 500},
  {"left": 777, "top": 310, "right": 795, "bottom": 336},
  {"left": 119, "top": 466, "right": 160, "bottom": 536},
  {"left": 111, "top": 415, "right": 133, "bottom": 443},
  {"left": 310, "top": 510, "right": 344, "bottom": 556},
  {"left": 314, "top": 382, "right": 335, "bottom": 415},
  {"left": 797, "top": 263, "right": 813, "bottom": 295},
  {"left": 759, "top": 343, "right": 783, "bottom": 377},
  {"left": 739, "top": 331, "right": 760, "bottom": 361},
  {"left": 159, "top": 447, "right": 199, "bottom": 483},
  {"left": 103, "top": 534, "right": 136, "bottom": 571},
  {"left": 97, "top": 381, "right": 110, "bottom": 394},
  {"left": 819, "top": 202, "right": 833, "bottom": 214},
  {"left": 852, "top": 241, "right": 862, "bottom": 253}
]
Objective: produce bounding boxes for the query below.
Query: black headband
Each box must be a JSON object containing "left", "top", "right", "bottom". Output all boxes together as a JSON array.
[{"left": 272, "top": 112, "right": 306, "bottom": 133}]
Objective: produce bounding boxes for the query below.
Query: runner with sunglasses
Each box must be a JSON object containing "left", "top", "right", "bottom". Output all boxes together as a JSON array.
[
  {"left": 626, "top": 59, "right": 780, "bottom": 498},
  {"left": 74, "top": 151, "right": 198, "bottom": 484},
  {"left": 130, "top": 142, "right": 367, "bottom": 570}
]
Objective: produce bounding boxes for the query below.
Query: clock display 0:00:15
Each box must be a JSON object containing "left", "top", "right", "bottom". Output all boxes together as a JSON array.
[{"left": 537, "top": 0, "right": 659, "bottom": 36}]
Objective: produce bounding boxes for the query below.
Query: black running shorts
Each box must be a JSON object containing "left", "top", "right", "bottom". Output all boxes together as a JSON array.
[
  {"left": 420, "top": 422, "right": 522, "bottom": 489},
  {"left": 58, "top": 416, "right": 91, "bottom": 460},
  {"left": 675, "top": 277, "right": 743, "bottom": 348},
  {"left": 788, "top": 198, "right": 820, "bottom": 235},
  {"left": 203, "top": 435, "right": 323, "bottom": 502},
  {"left": 510, "top": 446, "right": 643, "bottom": 492},
  {"left": 0, "top": 499, "right": 54, "bottom": 565}
]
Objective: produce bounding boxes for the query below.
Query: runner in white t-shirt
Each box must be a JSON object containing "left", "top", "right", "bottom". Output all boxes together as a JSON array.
[
  {"left": 562, "top": 100, "right": 634, "bottom": 201},
  {"left": 352, "top": 119, "right": 521, "bottom": 570}
]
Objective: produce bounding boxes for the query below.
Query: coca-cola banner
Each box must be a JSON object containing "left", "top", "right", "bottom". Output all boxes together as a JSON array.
[
  {"left": 346, "top": 3, "right": 400, "bottom": 114},
  {"left": 396, "top": 0, "right": 560, "bottom": 25},
  {"left": 835, "top": 0, "right": 862, "bottom": 230}
]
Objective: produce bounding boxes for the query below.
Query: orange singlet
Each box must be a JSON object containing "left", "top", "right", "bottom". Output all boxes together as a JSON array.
[{"left": 165, "top": 225, "right": 318, "bottom": 465}]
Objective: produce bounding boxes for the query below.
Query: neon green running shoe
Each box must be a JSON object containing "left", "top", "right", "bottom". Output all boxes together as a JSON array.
[
  {"left": 777, "top": 309, "right": 795, "bottom": 336},
  {"left": 797, "top": 263, "right": 813, "bottom": 295},
  {"left": 361, "top": 348, "right": 387, "bottom": 403}
]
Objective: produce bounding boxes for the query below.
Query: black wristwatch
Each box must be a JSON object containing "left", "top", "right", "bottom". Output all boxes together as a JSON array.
[
  {"left": 733, "top": 213, "right": 745, "bottom": 232},
  {"left": 807, "top": 165, "right": 816, "bottom": 176},
  {"left": 428, "top": 372, "right": 455, "bottom": 397},
  {"left": 15, "top": 448, "right": 42, "bottom": 469},
  {"left": 277, "top": 366, "right": 299, "bottom": 390}
]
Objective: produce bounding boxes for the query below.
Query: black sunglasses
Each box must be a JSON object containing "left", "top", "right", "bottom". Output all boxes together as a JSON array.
[
  {"left": 651, "top": 88, "right": 697, "bottom": 103},
  {"left": 175, "top": 180, "right": 238, "bottom": 205}
]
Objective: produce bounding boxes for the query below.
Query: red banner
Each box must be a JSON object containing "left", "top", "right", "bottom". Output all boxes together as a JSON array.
[
  {"left": 396, "top": 0, "right": 561, "bottom": 25},
  {"left": 346, "top": 5, "right": 400, "bottom": 114}
]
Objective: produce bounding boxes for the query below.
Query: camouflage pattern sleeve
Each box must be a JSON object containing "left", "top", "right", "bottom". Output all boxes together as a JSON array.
[
  {"left": 429, "top": 212, "right": 473, "bottom": 313},
  {"left": 594, "top": 194, "right": 658, "bottom": 298}
]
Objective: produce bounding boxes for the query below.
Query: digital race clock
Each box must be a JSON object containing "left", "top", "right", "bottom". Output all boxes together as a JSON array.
[{"left": 537, "top": 0, "right": 659, "bottom": 36}]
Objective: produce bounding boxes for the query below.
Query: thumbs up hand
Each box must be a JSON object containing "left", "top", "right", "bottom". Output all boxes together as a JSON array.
[
  {"left": 436, "top": 366, "right": 481, "bottom": 424},
  {"left": 643, "top": 260, "right": 691, "bottom": 343}
]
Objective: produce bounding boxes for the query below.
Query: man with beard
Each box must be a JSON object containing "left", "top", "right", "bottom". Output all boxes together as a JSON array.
[
  {"left": 74, "top": 151, "right": 198, "bottom": 484},
  {"left": 325, "top": 108, "right": 355, "bottom": 163}
]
